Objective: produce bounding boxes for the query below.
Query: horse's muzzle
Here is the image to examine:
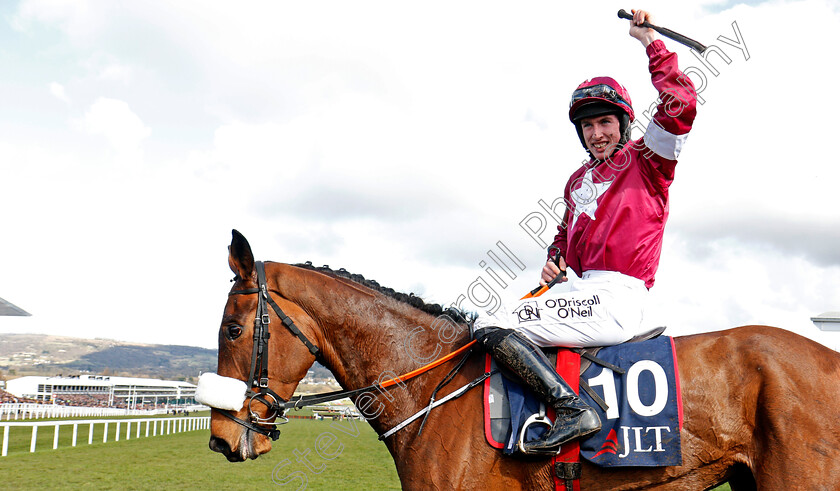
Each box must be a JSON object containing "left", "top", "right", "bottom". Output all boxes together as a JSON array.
[
  {"left": 209, "top": 432, "right": 263, "bottom": 462},
  {"left": 209, "top": 435, "right": 245, "bottom": 462}
]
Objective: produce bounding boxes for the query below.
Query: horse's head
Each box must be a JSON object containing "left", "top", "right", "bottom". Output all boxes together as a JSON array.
[{"left": 200, "top": 230, "right": 321, "bottom": 461}]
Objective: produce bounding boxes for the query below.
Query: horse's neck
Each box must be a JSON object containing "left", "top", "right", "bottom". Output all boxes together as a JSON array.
[
  {"left": 277, "top": 266, "right": 473, "bottom": 434},
  {"left": 323, "top": 295, "right": 442, "bottom": 389},
  {"left": 299, "top": 281, "right": 468, "bottom": 432},
  {"left": 339, "top": 307, "right": 472, "bottom": 438}
]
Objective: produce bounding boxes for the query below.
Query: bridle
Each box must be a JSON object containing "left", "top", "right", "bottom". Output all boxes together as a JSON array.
[
  {"left": 217, "top": 261, "right": 320, "bottom": 441},
  {"left": 214, "top": 260, "right": 484, "bottom": 443}
]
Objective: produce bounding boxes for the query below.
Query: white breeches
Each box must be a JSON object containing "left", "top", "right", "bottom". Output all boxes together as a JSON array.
[{"left": 473, "top": 270, "right": 648, "bottom": 348}]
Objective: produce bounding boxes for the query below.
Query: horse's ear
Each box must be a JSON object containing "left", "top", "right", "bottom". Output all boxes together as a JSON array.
[{"left": 228, "top": 229, "right": 255, "bottom": 280}]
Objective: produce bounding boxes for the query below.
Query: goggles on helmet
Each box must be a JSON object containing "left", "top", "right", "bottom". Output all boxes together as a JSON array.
[{"left": 570, "top": 83, "right": 630, "bottom": 108}]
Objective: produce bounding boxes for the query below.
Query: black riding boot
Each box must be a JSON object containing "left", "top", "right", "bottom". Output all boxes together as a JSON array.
[{"left": 475, "top": 326, "right": 601, "bottom": 453}]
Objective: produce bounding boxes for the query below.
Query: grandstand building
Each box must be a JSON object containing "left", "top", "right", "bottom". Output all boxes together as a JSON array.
[{"left": 5, "top": 374, "right": 197, "bottom": 409}]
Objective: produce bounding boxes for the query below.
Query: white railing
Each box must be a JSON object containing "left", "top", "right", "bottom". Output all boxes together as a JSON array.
[
  {"left": 0, "top": 403, "right": 208, "bottom": 420},
  {"left": 0, "top": 416, "right": 210, "bottom": 457}
]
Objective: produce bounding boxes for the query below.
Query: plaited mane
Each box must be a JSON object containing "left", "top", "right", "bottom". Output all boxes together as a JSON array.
[{"left": 294, "top": 261, "right": 472, "bottom": 324}]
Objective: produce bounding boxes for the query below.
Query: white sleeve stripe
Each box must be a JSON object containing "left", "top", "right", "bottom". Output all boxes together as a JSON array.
[{"left": 643, "top": 121, "right": 689, "bottom": 160}]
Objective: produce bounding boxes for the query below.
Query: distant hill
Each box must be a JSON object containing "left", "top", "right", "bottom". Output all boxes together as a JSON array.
[
  {"left": 0, "top": 333, "right": 217, "bottom": 382},
  {"left": 0, "top": 333, "right": 335, "bottom": 384}
]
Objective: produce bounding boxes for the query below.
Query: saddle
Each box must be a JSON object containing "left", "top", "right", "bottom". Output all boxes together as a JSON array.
[
  {"left": 484, "top": 325, "right": 679, "bottom": 490},
  {"left": 485, "top": 325, "right": 666, "bottom": 453}
]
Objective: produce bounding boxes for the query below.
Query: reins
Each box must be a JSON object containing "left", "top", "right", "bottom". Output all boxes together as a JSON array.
[
  {"left": 280, "top": 339, "right": 478, "bottom": 409},
  {"left": 218, "top": 260, "right": 481, "bottom": 441}
]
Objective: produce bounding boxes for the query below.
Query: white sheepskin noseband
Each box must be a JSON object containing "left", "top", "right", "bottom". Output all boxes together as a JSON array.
[{"left": 195, "top": 372, "right": 248, "bottom": 411}]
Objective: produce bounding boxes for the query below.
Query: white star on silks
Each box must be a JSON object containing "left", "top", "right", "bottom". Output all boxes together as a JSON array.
[{"left": 569, "top": 168, "right": 612, "bottom": 232}]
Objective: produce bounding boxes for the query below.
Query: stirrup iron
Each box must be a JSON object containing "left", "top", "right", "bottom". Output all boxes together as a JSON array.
[{"left": 516, "top": 403, "right": 559, "bottom": 456}]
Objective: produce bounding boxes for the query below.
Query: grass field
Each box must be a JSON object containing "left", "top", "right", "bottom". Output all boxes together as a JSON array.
[
  {"left": 1, "top": 412, "right": 733, "bottom": 490},
  {"left": 1, "top": 412, "right": 400, "bottom": 490},
  {"left": 1, "top": 412, "right": 204, "bottom": 456}
]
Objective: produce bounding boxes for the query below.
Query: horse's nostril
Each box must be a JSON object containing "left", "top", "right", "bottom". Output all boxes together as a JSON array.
[
  {"left": 210, "top": 436, "right": 245, "bottom": 462},
  {"left": 209, "top": 436, "right": 229, "bottom": 454}
]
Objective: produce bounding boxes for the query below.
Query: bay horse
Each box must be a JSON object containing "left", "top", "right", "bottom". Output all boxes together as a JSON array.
[{"left": 206, "top": 230, "right": 840, "bottom": 489}]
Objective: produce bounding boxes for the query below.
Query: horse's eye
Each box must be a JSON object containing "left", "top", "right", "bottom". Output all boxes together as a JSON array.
[{"left": 226, "top": 325, "right": 243, "bottom": 340}]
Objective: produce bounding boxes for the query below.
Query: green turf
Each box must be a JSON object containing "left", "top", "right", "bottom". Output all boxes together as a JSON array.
[
  {"left": 0, "top": 415, "right": 400, "bottom": 490},
  {"left": 0, "top": 413, "right": 207, "bottom": 456},
  {"left": 0, "top": 413, "right": 735, "bottom": 490}
]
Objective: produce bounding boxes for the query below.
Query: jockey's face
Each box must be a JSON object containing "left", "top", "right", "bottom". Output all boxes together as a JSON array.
[{"left": 580, "top": 114, "right": 621, "bottom": 161}]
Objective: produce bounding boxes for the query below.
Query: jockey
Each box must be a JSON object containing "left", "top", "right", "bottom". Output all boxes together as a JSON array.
[{"left": 474, "top": 9, "right": 697, "bottom": 454}]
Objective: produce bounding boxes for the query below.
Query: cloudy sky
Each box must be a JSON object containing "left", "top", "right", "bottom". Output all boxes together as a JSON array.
[{"left": 1, "top": 0, "right": 838, "bottom": 352}]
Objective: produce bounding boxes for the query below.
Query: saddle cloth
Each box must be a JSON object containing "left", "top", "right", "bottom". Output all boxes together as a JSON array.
[{"left": 483, "top": 334, "right": 683, "bottom": 467}]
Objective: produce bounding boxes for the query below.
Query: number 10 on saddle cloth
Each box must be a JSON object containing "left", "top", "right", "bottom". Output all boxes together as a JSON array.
[{"left": 485, "top": 336, "right": 683, "bottom": 467}]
